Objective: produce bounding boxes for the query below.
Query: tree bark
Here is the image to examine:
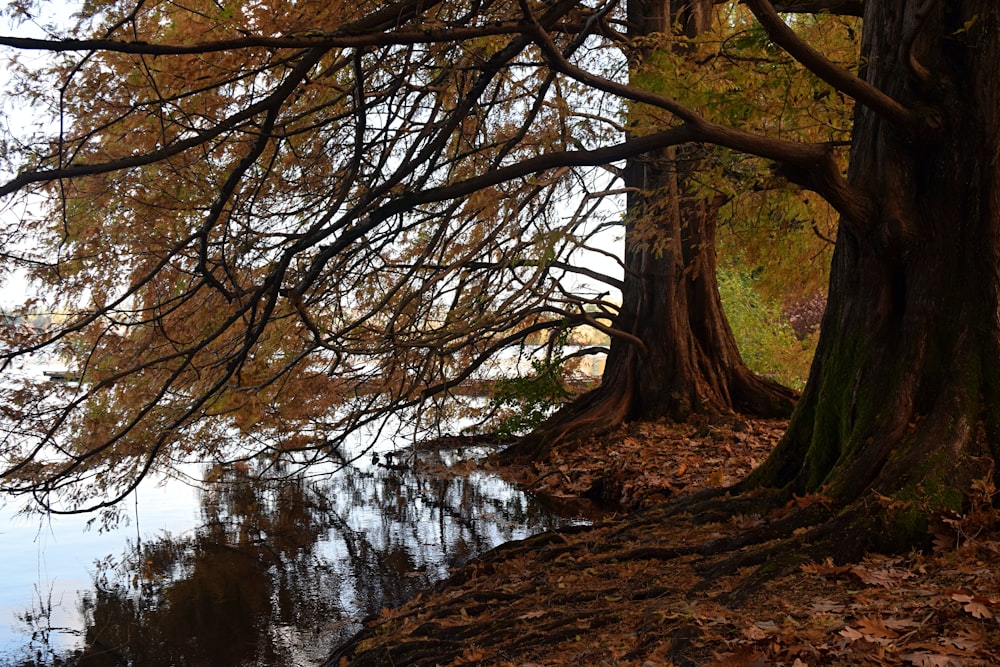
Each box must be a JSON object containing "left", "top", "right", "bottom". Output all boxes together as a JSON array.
[
  {"left": 745, "top": 0, "right": 1000, "bottom": 554},
  {"left": 504, "top": 0, "right": 796, "bottom": 460}
]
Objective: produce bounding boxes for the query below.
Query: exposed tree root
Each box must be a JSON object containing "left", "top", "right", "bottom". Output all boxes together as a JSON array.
[
  {"left": 655, "top": 484, "right": 790, "bottom": 521},
  {"left": 497, "top": 373, "right": 634, "bottom": 463},
  {"left": 328, "top": 482, "right": 952, "bottom": 665},
  {"left": 498, "top": 336, "right": 797, "bottom": 464},
  {"left": 328, "top": 413, "right": 1000, "bottom": 665}
]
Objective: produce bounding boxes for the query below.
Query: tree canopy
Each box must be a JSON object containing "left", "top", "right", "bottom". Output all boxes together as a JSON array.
[{"left": 0, "top": 0, "right": 837, "bottom": 514}]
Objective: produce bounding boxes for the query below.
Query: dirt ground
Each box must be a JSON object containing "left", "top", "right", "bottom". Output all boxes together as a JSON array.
[{"left": 327, "top": 417, "right": 1000, "bottom": 666}]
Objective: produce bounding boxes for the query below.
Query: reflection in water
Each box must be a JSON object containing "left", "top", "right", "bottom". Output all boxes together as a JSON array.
[{"left": 10, "top": 457, "right": 572, "bottom": 666}]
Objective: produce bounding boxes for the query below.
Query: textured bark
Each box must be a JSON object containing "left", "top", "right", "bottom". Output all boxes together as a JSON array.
[
  {"left": 504, "top": 0, "right": 796, "bottom": 460},
  {"left": 609, "top": 145, "right": 798, "bottom": 423},
  {"left": 746, "top": 0, "right": 1000, "bottom": 552}
]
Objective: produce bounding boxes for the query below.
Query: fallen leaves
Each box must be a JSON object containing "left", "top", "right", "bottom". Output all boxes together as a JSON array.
[
  {"left": 801, "top": 555, "right": 918, "bottom": 591},
  {"left": 350, "top": 418, "right": 1000, "bottom": 666},
  {"left": 839, "top": 615, "right": 911, "bottom": 645},
  {"left": 901, "top": 651, "right": 964, "bottom": 667},
  {"left": 899, "top": 632, "right": 986, "bottom": 666},
  {"left": 949, "top": 590, "right": 1000, "bottom": 619},
  {"left": 800, "top": 558, "right": 851, "bottom": 577},
  {"left": 505, "top": 416, "right": 786, "bottom": 511}
]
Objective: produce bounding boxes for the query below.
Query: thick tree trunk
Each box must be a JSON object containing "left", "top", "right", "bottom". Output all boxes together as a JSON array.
[
  {"left": 610, "top": 146, "right": 798, "bottom": 423},
  {"left": 746, "top": 0, "right": 1000, "bottom": 554},
  {"left": 503, "top": 0, "right": 796, "bottom": 460}
]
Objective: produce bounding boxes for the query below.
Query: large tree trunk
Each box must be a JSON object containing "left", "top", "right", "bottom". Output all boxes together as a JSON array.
[
  {"left": 504, "top": 0, "right": 796, "bottom": 459},
  {"left": 609, "top": 146, "right": 798, "bottom": 423},
  {"left": 746, "top": 0, "right": 1000, "bottom": 554}
]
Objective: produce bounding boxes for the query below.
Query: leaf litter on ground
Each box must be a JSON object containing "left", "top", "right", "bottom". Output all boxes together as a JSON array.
[{"left": 335, "top": 416, "right": 1000, "bottom": 666}]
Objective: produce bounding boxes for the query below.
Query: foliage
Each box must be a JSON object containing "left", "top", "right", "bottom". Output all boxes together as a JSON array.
[
  {"left": 718, "top": 264, "right": 818, "bottom": 391},
  {"left": 0, "top": 0, "right": 630, "bottom": 511},
  {"left": 718, "top": 173, "right": 836, "bottom": 304},
  {"left": 487, "top": 331, "right": 575, "bottom": 440}
]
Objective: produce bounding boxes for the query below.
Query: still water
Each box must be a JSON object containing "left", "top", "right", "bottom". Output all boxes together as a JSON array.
[{"left": 0, "top": 445, "right": 578, "bottom": 666}]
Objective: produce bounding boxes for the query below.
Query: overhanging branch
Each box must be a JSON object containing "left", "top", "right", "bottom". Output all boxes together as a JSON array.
[
  {"left": 524, "top": 16, "right": 874, "bottom": 231},
  {"left": 744, "top": 0, "right": 923, "bottom": 133},
  {"left": 770, "top": 0, "right": 863, "bottom": 16},
  {"left": 0, "top": 23, "right": 531, "bottom": 55}
]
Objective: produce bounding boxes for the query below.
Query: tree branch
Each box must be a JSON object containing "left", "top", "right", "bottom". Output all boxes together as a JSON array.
[
  {"left": 548, "top": 261, "right": 624, "bottom": 291},
  {"left": 0, "top": 23, "right": 533, "bottom": 55},
  {"left": 744, "top": 0, "right": 923, "bottom": 133},
  {"left": 769, "top": 0, "right": 863, "bottom": 16},
  {"left": 524, "top": 18, "right": 875, "bottom": 230}
]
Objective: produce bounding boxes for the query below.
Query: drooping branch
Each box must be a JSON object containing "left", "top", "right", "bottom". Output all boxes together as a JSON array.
[
  {"left": 369, "top": 128, "right": 695, "bottom": 212},
  {"left": 744, "top": 0, "right": 924, "bottom": 133},
  {"left": 197, "top": 47, "right": 329, "bottom": 301},
  {"left": 387, "top": 260, "right": 625, "bottom": 290}
]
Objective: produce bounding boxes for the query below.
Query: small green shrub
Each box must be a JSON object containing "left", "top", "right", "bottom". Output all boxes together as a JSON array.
[{"left": 488, "top": 336, "right": 573, "bottom": 440}]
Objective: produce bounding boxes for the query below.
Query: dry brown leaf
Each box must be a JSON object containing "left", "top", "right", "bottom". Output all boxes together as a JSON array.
[
  {"left": 855, "top": 615, "right": 900, "bottom": 639},
  {"left": 839, "top": 616, "right": 901, "bottom": 646},
  {"left": 882, "top": 616, "right": 919, "bottom": 630},
  {"left": 905, "top": 640, "right": 976, "bottom": 658},
  {"left": 809, "top": 600, "right": 844, "bottom": 613},
  {"left": 850, "top": 564, "right": 914, "bottom": 588},
  {"left": 950, "top": 592, "right": 996, "bottom": 619},
  {"left": 800, "top": 557, "right": 851, "bottom": 577},
  {"left": 839, "top": 625, "right": 866, "bottom": 642},
  {"left": 901, "top": 651, "right": 963, "bottom": 667},
  {"left": 741, "top": 625, "right": 769, "bottom": 641},
  {"left": 942, "top": 629, "right": 984, "bottom": 652}
]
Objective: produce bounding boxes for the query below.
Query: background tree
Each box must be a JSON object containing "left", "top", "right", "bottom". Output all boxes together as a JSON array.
[{"left": 505, "top": 0, "right": 820, "bottom": 459}]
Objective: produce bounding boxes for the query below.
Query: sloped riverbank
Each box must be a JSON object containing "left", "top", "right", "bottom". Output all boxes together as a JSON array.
[{"left": 329, "top": 418, "right": 1000, "bottom": 666}]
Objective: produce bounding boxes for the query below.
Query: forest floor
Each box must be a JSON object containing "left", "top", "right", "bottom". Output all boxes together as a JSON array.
[{"left": 328, "top": 417, "right": 1000, "bottom": 666}]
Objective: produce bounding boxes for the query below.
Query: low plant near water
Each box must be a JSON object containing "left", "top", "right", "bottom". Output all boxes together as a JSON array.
[{"left": 488, "top": 334, "right": 576, "bottom": 440}]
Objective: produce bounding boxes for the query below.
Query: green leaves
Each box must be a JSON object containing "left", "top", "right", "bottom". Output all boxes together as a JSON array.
[
  {"left": 718, "top": 265, "right": 816, "bottom": 390},
  {"left": 488, "top": 330, "right": 575, "bottom": 439}
]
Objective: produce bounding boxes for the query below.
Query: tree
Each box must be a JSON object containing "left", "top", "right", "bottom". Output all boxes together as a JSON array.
[
  {"left": 736, "top": 0, "right": 1000, "bottom": 556},
  {"left": 503, "top": 0, "right": 808, "bottom": 460}
]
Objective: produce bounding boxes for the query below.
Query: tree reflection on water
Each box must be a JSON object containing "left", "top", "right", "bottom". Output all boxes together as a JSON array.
[{"left": 19, "top": 458, "right": 569, "bottom": 666}]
